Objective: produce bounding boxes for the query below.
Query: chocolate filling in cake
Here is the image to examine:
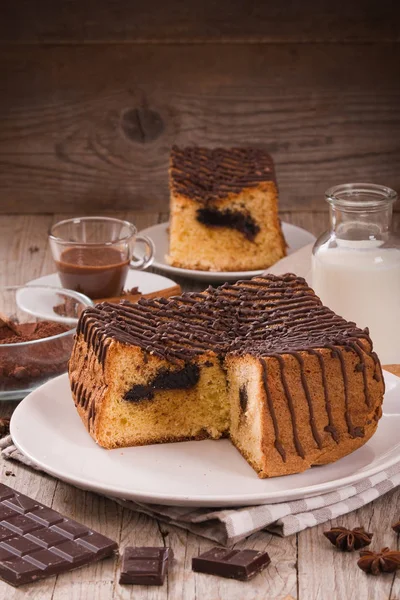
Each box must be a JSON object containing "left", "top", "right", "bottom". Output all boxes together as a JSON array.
[
  {"left": 196, "top": 208, "right": 260, "bottom": 241},
  {"left": 124, "top": 363, "right": 200, "bottom": 402},
  {"left": 239, "top": 385, "right": 249, "bottom": 412}
]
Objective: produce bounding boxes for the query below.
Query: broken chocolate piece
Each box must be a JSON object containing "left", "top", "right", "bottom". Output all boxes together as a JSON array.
[
  {"left": 192, "top": 547, "right": 271, "bottom": 581},
  {"left": 119, "top": 547, "right": 173, "bottom": 585},
  {"left": 0, "top": 483, "right": 117, "bottom": 587}
]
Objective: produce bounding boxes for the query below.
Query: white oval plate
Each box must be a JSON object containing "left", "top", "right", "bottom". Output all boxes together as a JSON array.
[
  {"left": 137, "top": 222, "right": 316, "bottom": 282},
  {"left": 15, "top": 287, "right": 93, "bottom": 325},
  {"left": 27, "top": 270, "right": 177, "bottom": 296},
  {"left": 11, "top": 371, "right": 400, "bottom": 507}
]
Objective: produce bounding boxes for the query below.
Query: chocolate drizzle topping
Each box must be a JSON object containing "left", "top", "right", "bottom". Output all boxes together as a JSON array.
[
  {"left": 261, "top": 359, "right": 286, "bottom": 461},
  {"left": 309, "top": 349, "right": 339, "bottom": 443},
  {"left": 170, "top": 146, "right": 275, "bottom": 203},
  {"left": 294, "top": 352, "right": 323, "bottom": 449},
  {"left": 327, "top": 344, "right": 357, "bottom": 438},
  {"left": 76, "top": 274, "right": 380, "bottom": 462},
  {"left": 272, "top": 353, "right": 305, "bottom": 459}
]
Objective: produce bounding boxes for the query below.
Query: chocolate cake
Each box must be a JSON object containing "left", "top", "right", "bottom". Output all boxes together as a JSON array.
[
  {"left": 69, "top": 274, "right": 384, "bottom": 478},
  {"left": 166, "top": 146, "right": 286, "bottom": 272}
]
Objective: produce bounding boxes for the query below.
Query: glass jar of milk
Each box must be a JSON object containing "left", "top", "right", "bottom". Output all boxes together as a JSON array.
[{"left": 312, "top": 183, "right": 400, "bottom": 365}]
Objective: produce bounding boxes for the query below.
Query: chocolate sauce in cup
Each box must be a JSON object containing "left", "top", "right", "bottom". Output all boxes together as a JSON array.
[{"left": 49, "top": 217, "right": 155, "bottom": 299}]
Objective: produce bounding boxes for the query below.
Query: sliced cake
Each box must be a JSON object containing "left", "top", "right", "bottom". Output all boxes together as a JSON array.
[
  {"left": 69, "top": 275, "right": 384, "bottom": 478},
  {"left": 167, "top": 146, "right": 286, "bottom": 271}
]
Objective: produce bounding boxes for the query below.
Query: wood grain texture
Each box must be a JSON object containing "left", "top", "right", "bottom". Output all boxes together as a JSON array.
[
  {"left": 298, "top": 487, "right": 400, "bottom": 600},
  {"left": 1, "top": 0, "right": 398, "bottom": 43},
  {"left": 0, "top": 210, "right": 399, "bottom": 599},
  {"left": 382, "top": 364, "right": 400, "bottom": 378},
  {"left": 0, "top": 44, "right": 399, "bottom": 213}
]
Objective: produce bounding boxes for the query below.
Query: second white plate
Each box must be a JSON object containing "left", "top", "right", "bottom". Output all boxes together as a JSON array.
[
  {"left": 10, "top": 371, "right": 400, "bottom": 507},
  {"left": 137, "top": 222, "right": 316, "bottom": 282},
  {"left": 27, "top": 270, "right": 177, "bottom": 296}
]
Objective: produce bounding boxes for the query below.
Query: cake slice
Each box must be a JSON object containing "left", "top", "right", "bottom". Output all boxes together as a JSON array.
[
  {"left": 69, "top": 292, "right": 231, "bottom": 449},
  {"left": 166, "top": 146, "right": 286, "bottom": 271},
  {"left": 69, "top": 275, "right": 384, "bottom": 478}
]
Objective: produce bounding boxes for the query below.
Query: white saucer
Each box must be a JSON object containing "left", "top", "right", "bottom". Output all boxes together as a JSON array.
[
  {"left": 10, "top": 371, "right": 400, "bottom": 507},
  {"left": 27, "top": 270, "right": 178, "bottom": 296},
  {"left": 136, "top": 222, "right": 316, "bottom": 282}
]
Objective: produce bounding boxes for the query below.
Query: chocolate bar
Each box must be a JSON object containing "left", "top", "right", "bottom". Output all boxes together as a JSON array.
[
  {"left": 192, "top": 547, "right": 271, "bottom": 581},
  {"left": 119, "top": 547, "right": 173, "bottom": 585},
  {"left": 0, "top": 483, "right": 117, "bottom": 587}
]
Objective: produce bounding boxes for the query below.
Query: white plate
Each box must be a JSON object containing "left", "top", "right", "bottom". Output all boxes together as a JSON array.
[
  {"left": 15, "top": 287, "right": 93, "bottom": 325},
  {"left": 137, "top": 222, "right": 316, "bottom": 282},
  {"left": 27, "top": 270, "right": 178, "bottom": 296},
  {"left": 11, "top": 371, "right": 400, "bottom": 507}
]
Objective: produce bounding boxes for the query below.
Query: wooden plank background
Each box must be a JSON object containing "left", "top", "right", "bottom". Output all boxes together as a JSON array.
[
  {"left": 0, "top": 1, "right": 399, "bottom": 214},
  {"left": 1, "top": 0, "right": 399, "bottom": 42}
]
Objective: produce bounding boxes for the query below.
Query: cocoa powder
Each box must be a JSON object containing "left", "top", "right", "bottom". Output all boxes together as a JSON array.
[
  {"left": 0, "top": 321, "right": 72, "bottom": 393},
  {"left": 0, "top": 321, "right": 69, "bottom": 345}
]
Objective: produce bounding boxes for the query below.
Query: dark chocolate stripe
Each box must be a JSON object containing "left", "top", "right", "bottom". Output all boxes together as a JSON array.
[
  {"left": 88, "top": 401, "right": 96, "bottom": 429},
  {"left": 308, "top": 349, "right": 339, "bottom": 443},
  {"left": 260, "top": 359, "right": 286, "bottom": 462},
  {"left": 349, "top": 342, "right": 371, "bottom": 408},
  {"left": 271, "top": 354, "right": 305, "bottom": 460},
  {"left": 370, "top": 351, "right": 384, "bottom": 387},
  {"left": 292, "top": 352, "right": 323, "bottom": 449},
  {"left": 327, "top": 345, "right": 357, "bottom": 438}
]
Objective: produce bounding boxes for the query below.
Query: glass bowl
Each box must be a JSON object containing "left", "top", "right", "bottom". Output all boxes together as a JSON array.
[{"left": 0, "top": 286, "right": 93, "bottom": 400}]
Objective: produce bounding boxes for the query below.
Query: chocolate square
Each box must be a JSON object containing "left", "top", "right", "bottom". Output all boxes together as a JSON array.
[
  {"left": 119, "top": 547, "right": 173, "bottom": 585},
  {"left": 1, "top": 536, "right": 42, "bottom": 557},
  {"left": 192, "top": 547, "right": 271, "bottom": 581}
]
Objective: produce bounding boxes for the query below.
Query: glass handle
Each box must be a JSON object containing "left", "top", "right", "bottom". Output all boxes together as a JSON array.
[{"left": 130, "top": 235, "right": 155, "bottom": 270}]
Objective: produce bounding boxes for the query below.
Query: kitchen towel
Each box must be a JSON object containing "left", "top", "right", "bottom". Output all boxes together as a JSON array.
[{"left": 1, "top": 434, "right": 399, "bottom": 547}]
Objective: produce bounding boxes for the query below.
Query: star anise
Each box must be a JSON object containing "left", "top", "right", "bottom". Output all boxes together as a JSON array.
[
  {"left": 323, "top": 526, "right": 373, "bottom": 551},
  {"left": 358, "top": 548, "right": 400, "bottom": 575},
  {"left": 392, "top": 521, "right": 400, "bottom": 534}
]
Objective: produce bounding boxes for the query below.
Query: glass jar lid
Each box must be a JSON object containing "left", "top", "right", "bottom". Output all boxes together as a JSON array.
[{"left": 325, "top": 183, "right": 397, "bottom": 212}]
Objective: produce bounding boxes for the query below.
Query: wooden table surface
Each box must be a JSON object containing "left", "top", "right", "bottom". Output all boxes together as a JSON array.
[{"left": 0, "top": 211, "right": 399, "bottom": 600}]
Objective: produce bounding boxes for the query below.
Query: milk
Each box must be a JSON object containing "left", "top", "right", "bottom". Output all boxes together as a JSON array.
[{"left": 312, "top": 241, "right": 400, "bottom": 364}]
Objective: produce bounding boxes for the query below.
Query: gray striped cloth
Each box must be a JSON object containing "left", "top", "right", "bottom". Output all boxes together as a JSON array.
[{"left": 1, "top": 434, "right": 399, "bottom": 546}]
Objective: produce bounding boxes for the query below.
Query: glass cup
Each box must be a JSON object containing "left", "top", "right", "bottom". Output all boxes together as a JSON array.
[{"left": 49, "top": 217, "right": 155, "bottom": 299}]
